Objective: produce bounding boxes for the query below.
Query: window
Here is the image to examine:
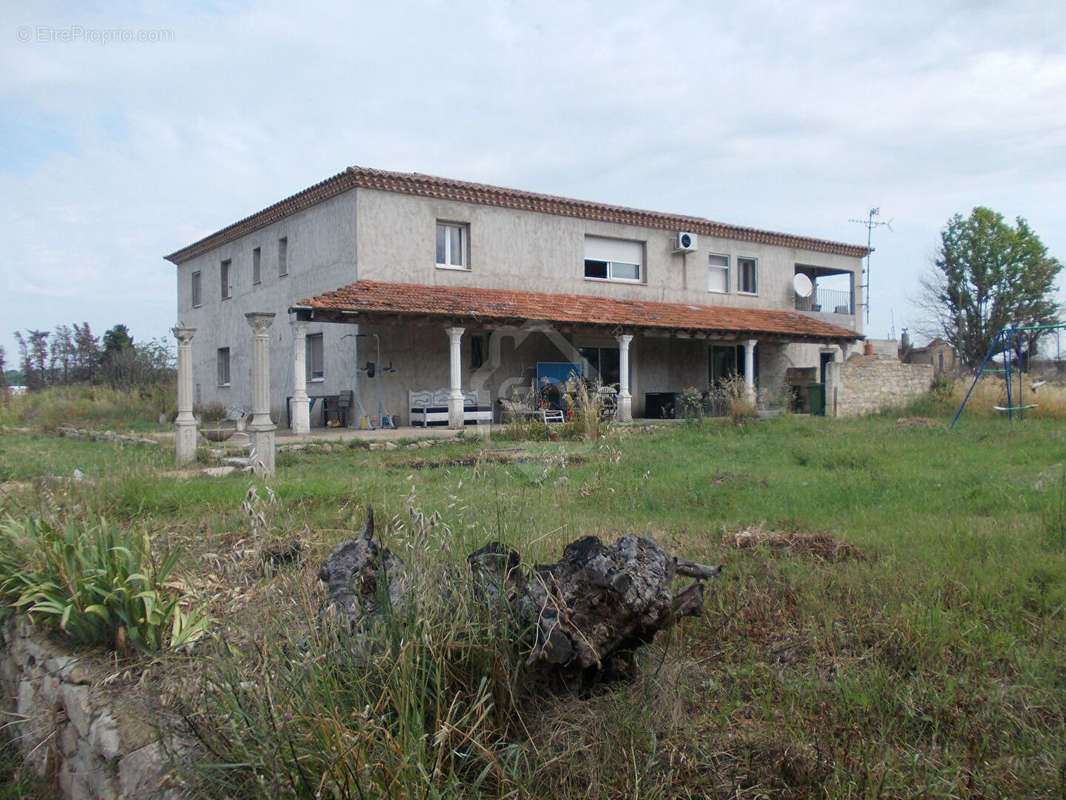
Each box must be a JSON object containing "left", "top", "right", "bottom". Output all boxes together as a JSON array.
[
  {"left": 220, "top": 259, "right": 231, "bottom": 299},
  {"left": 584, "top": 236, "right": 643, "bottom": 282},
  {"left": 217, "top": 347, "right": 230, "bottom": 387},
  {"left": 738, "top": 257, "right": 757, "bottom": 293},
  {"left": 579, "top": 346, "right": 622, "bottom": 386},
  {"left": 252, "top": 247, "right": 261, "bottom": 285},
  {"left": 470, "top": 334, "right": 486, "bottom": 369},
  {"left": 436, "top": 222, "right": 468, "bottom": 269},
  {"left": 191, "top": 270, "right": 202, "bottom": 307},
  {"left": 707, "top": 254, "right": 729, "bottom": 293},
  {"left": 278, "top": 237, "right": 288, "bottom": 277},
  {"left": 306, "top": 333, "right": 324, "bottom": 382}
]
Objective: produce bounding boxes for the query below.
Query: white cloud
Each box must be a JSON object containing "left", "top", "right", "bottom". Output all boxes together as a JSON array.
[{"left": 1, "top": 0, "right": 1065, "bottom": 355}]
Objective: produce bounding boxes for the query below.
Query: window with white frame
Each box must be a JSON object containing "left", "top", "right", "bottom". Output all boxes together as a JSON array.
[
  {"left": 220, "top": 259, "right": 231, "bottom": 299},
  {"left": 278, "top": 237, "right": 288, "bottom": 277},
  {"left": 306, "top": 333, "right": 324, "bottom": 382},
  {"left": 191, "top": 270, "right": 202, "bottom": 307},
  {"left": 252, "top": 247, "right": 261, "bottom": 285},
  {"left": 584, "top": 236, "right": 643, "bottom": 282},
  {"left": 707, "top": 254, "right": 729, "bottom": 293},
  {"left": 436, "top": 222, "right": 468, "bottom": 269},
  {"left": 217, "top": 347, "right": 230, "bottom": 387},
  {"left": 738, "top": 257, "right": 757, "bottom": 294}
]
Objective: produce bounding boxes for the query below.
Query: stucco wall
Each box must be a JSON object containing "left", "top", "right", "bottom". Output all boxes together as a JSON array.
[
  {"left": 169, "top": 184, "right": 864, "bottom": 423},
  {"left": 354, "top": 188, "right": 864, "bottom": 316},
  {"left": 829, "top": 354, "right": 934, "bottom": 416},
  {"left": 174, "top": 190, "right": 359, "bottom": 419}
]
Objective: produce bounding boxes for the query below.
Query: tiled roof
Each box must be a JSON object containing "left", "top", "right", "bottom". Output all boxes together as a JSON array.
[
  {"left": 165, "top": 166, "right": 870, "bottom": 264},
  {"left": 297, "top": 281, "right": 861, "bottom": 343}
]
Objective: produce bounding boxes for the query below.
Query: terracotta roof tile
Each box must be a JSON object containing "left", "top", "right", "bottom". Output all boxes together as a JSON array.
[
  {"left": 165, "top": 166, "right": 870, "bottom": 264},
  {"left": 298, "top": 281, "right": 861, "bottom": 343}
]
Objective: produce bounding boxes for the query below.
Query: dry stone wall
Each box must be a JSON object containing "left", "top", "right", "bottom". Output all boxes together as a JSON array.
[
  {"left": 831, "top": 354, "right": 934, "bottom": 416},
  {"left": 1, "top": 620, "right": 187, "bottom": 799}
]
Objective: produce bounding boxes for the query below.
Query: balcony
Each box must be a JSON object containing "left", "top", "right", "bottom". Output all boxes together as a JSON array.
[
  {"left": 794, "top": 266, "right": 855, "bottom": 316},
  {"left": 795, "top": 287, "right": 853, "bottom": 315}
]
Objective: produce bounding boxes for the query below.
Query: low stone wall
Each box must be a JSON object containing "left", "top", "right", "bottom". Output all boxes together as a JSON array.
[
  {"left": 831, "top": 355, "right": 934, "bottom": 416},
  {"left": 1, "top": 620, "right": 186, "bottom": 799}
]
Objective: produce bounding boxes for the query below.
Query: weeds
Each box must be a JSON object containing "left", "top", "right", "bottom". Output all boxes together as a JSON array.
[{"left": 0, "top": 515, "right": 212, "bottom": 653}]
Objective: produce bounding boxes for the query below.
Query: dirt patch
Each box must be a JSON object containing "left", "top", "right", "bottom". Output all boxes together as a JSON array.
[
  {"left": 725, "top": 526, "right": 865, "bottom": 562},
  {"left": 709, "top": 471, "right": 768, "bottom": 487},
  {"left": 896, "top": 417, "right": 943, "bottom": 429},
  {"left": 400, "top": 450, "right": 588, "bottom": 470}
]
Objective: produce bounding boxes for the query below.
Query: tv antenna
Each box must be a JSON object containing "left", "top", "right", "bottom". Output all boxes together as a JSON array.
[{"left": 849, "top": 208, "right": 891, "bottom": 324}]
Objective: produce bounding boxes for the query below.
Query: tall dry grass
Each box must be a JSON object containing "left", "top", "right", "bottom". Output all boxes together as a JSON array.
[{"left": 0, "top": 381, "right": 175, "bottom": 432}]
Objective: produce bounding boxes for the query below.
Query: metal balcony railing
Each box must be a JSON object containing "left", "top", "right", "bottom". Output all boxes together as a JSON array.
[{"left": 795, "top": 287, "right": 853, "bottom": 315}]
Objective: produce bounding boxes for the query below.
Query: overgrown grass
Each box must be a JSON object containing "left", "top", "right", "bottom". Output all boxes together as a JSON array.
[
  {"left": 0, "top": 382, "right": 175, "bottom": 433},
  {"left": 2, "top": 401, "right": 1066, "bottom": 796}
]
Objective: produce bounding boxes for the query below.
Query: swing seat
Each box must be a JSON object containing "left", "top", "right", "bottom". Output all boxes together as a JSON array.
[{"left": 993, "top": 404, "right": 1037, "bottom": 412}]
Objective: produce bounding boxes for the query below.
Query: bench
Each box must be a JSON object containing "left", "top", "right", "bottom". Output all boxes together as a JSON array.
[{"left": 409, "top": 389, "right": 492, "bottom": 426}]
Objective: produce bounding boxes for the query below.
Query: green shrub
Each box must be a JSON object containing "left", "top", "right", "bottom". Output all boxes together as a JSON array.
[{"left": 0, "top": 515, "right": 211, "bottom": 653}]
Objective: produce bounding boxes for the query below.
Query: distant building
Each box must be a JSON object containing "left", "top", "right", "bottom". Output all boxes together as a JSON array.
[{"left": 900, "top": 333, "right": 959, "bottom": 379}]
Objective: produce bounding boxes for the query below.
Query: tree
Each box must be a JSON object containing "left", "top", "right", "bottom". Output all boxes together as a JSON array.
[
  {"left": 15, "top": 330, "right": 50, "bottom": 391},
  {"left": 101, "top": 324, "right": 134, "bottom": 359},
  {"left": 0, "top": 346, "right": 7, "bottom": 400},
  {"left": 921, "top": 207, "right": 1061, "bottom": 368},
  {"left": 72, "top": 322, "right": 100, "bottom": 383}
]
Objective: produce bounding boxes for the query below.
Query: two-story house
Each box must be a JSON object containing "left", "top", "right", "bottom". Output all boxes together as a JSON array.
[{"left": 165, "top": 166, "right": 866, "bottom": 427}]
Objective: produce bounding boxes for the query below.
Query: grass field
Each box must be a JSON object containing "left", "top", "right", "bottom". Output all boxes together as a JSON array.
[{"left": 1, "top": 400, "right": 1065, "bottom": 798}]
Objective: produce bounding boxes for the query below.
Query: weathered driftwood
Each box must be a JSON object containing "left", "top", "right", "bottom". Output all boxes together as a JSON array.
[{"left": 320, "top": 508, "right": 721, "bottom": 675}]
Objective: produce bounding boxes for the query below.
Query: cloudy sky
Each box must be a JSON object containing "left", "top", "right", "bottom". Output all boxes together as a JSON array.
[{"left": 2, "top": 0, "right": 1065, "bottom": 366}]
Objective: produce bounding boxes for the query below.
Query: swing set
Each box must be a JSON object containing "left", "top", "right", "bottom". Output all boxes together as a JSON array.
[{"left": 950, "top": 323, "right": 1066, "bottom": 429}]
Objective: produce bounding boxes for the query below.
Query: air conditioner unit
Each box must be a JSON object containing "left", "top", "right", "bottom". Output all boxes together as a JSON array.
[{"left": 674, "top": 232, "right": 698, "bottom": 253}]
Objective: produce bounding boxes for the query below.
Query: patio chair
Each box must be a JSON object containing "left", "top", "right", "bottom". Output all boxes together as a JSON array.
[{"left": 541, "top": 408, "right": 565, "bottom": 424}]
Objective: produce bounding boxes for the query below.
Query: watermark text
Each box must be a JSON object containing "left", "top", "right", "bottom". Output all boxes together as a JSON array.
[{"left": 16, "top": 25, "right": 175, "bottom": 45}]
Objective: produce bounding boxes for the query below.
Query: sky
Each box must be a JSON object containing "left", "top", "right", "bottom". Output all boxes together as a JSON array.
[{"left": 3, "top": 0, "right": 1065, "bottom": 368}]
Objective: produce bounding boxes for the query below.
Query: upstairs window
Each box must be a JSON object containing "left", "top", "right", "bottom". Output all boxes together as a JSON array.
[
  {"left": 220, "top": 259, "right": 231, "bottom": 299},
  {"left": 252, "top": 247, "right": 261, "bottom": 285},
  {"left": 278, "top": 237, "right": 288, "bottom": 277},
  {"left": 217, "top": 347, "right": 230, "bottom": 387},
  {"left": 191, "top": 270, "right": 202, "bottom": 307},
  {"left": 584, "top": 236, "right": 643, "bottom": 282},
  {"left": 707, "top": 254, "right": 729, "bottom": 293},
  {"left": 738, "top": 257, "right": 757, "bottom": 294},
  {"left": 306, "top": 333, "right": 324, "bottom": 382},
  {"left": 436, "top": 222, "right": 468, "bottom": 269}
]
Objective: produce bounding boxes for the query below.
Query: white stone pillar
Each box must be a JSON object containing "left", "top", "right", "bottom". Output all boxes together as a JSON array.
[
  {"left": 616, "top": 333, "right": 633, "bottom": 422},
  {"left": 743, "top": 339, "right": 757, "bottom": 404},
  {"left": 173, "top": 326, "right": 197, "bottom": 465},
  {"left": 447, "top": 326, "right": 465, "bottom": 429},
  {"left": 290, "top": 321, "right": 310, "bottom": 435},
  {"left": 245, "top": 312, "right": 277, "bottom": 475}
]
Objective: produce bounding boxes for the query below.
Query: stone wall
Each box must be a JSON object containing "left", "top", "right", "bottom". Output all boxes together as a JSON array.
[
  {"left": 0, "top": 620, "right": 187, "bottom": 799},
  {"left": 829, "top": 354, "right": 934, "bottom": 416}
]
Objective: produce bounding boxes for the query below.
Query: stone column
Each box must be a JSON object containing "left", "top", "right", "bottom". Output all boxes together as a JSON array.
[
  {"left": 743, "top": 339, "right": 757, "bottom": 404},
  {"left": 173, "top": 326, "right": 197, "bottom": 465},
  {"left": 245, "top": 312, "right": 277, "bottom": 475},
  {"left": 616, "top": 333, "right": 633, "bottom": 422},
  {"left": 290, "top": 321, "right": 310, "bottom": 434},
  {"left": 447, "top": 326, "right": 465, "bottom": 429}
]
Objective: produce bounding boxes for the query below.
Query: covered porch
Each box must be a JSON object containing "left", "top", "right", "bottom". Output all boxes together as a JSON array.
[{"left": 287, "top": 281, "right": 861, "bottom": 430}]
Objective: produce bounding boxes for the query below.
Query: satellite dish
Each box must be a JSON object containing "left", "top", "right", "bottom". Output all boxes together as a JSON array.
[{"left": 793, "top": 273, "right": 813, "bottom": 298}]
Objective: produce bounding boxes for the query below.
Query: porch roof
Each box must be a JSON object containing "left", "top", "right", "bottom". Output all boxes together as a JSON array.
[{"left": 294, "top": 281, "right": 862, "bottom": 343}]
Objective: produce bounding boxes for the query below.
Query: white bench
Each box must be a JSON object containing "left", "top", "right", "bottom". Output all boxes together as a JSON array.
[{"left": 409, "top": 389, "right": 492, "bottom": 426}]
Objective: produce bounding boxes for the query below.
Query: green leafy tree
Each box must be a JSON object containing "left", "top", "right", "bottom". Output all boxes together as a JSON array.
[
  {"left": 921, "top": 207, "right": 1061, "bottom": 368},
  {"left": 101, "top": 324, "right": 134, "bottom": 358}
]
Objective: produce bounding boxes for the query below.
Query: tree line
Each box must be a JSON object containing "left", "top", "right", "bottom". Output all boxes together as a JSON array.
[{"left": 5, "top": 323, "right": 175, "bottom": 392}]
